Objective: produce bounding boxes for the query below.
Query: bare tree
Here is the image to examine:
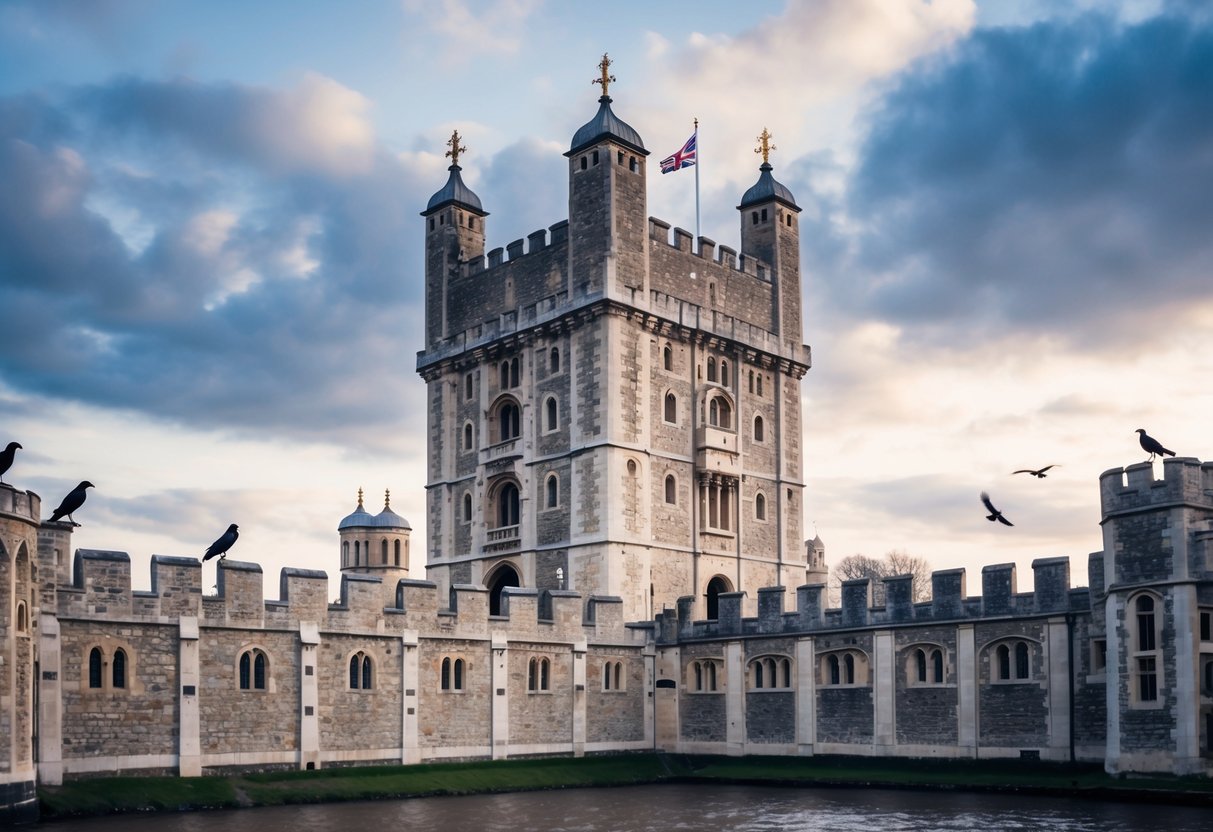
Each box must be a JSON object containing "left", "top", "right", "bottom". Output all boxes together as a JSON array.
[{"left": 829, "top": 550, "right": 932, "bottom": 606}]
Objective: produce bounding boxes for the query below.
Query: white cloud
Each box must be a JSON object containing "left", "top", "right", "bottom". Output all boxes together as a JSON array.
[{"left": 402, "top": 0, "right": 544, "bottom": 58}]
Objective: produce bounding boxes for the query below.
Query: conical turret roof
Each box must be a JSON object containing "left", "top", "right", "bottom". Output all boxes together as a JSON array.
[
  {"left": 739, "top": 162, "right": 799, "bottom": 212},
  {"left": 424, "top": 163, "right": 485, "bottom": 215},
  {"left": 569, "top": 96, "right": 646, "bottom": 156}
]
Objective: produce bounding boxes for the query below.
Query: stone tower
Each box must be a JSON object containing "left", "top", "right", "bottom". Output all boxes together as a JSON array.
[
  {"left": 416, "top": 57, "right": 812, "bottom": 622},
  {"left": 338, "top": 488, "right": 412, "bottom": 601},
  {"left": 0, "top": 484, "right": 42, "bottom": 824},
  {"left": 1097, "top": 458, "right": 1213, "bottom": 774}
]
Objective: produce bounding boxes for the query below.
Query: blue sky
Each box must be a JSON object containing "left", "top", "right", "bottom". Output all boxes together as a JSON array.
[{"left": 2, "top": 0, "right": 1211, "bottom": 598}]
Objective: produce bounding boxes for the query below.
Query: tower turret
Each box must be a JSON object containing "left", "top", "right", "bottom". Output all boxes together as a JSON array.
[
  {"left": 805, "top": 533, "right": 828, "bottom": 586},
  {"left": 565, "top": 54, "right": 649, "bottom": 298},
  {"left": 739, "top": 128, "right": 802, "bottom": 340},
  {"left": 339, "top": 488, "right": 412, "bottom": 599},
  {"left": 423, "top": 131, "right": 488, "bottom": 348}
]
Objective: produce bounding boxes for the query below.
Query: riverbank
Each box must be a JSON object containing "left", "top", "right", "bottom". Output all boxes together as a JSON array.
[{"left": 37, "top": 753, "right": 1213, "bottom": 820}]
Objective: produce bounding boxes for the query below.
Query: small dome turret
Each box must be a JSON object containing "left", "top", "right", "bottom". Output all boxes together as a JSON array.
[
  {"left": 373, "top": 489, "right": 411, "bottom": 530},
  {"left": 423, "top": 129, "right": 486, "bottom": 216},
  {"left": 568, "top": 54, "right": 646, "bottom": 156},
  {"left": 338, "top": 488, "right": 376, "bottom": 531},
  {"left": 738, "top": 127, "right": 799, "bottom": 212}
]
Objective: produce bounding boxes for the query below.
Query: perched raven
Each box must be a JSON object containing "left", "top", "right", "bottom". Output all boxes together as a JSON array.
[
  {"left": 0, "top": 442, "right": 20, "bottom": 484},
  {"left": 1012, "top": 465, "right": 1058, "bottom": 479},
  {"left": 980, "top": 492, "right": 1013, "bottom": 527},
  {"left": 1135, "top": 429, "right": 1175, "bottom": 462},
  {"left": 203, "top": 524, "right": 239, "bottom": 562},
  {"left": 49, "top": 481, "right": 94, "bottom": 524}
]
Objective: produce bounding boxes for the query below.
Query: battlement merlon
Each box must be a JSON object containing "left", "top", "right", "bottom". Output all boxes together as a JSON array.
[
  {"left": 0, "top": 483, "right": 41, "bottom": 524},
  {"left": 1099, "top": 457, "right": 1213, "bottom": 520}
]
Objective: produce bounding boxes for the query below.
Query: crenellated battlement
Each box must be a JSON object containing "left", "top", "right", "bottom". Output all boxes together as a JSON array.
[
  {"left": 659, "top": 556, "right": 1091, "bottom": 643},
  {"left": 1099, "top": 457, "right": 1213, "bottom": 517},
  {"left": 0, "top": 482, "right": 41, "bottom": 525},
  {"left": 52, "top": 550, "right": 635, "bottom": 643},
  {"left": 647, "top": 217, "right": 769, "bottom": 280}
]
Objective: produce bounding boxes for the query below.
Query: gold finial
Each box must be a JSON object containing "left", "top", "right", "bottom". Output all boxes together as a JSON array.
[
  {"left": 755, "top": 127, "right": 775, "bottom": 165},
  {"left": 357, "top": 487, "right": 364, "bottom": 508},
  {"left": 384, "top": 488, "right": 391, "bottom": 509},
  {"left": 445, "top": 130, "right": 467, "bottom": 167},
  {"left": 592, "top": 53, "right": 615, "bottom": 98}
]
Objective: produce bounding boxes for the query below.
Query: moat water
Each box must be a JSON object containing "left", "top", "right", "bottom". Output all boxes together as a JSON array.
[{"left": 31, "top": 784, "right": 1210, "bottom": 831}]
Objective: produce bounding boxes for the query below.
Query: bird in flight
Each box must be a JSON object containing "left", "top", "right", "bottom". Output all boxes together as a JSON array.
[
  {"left": 980, "top": 492, "right": 1013, "bottom": 526},
  {"left": 1135, "top": 429, "right": 1175, "bottom": 462},
  {"left": 49, "top": 481, "right": 94, "bottom": 524},
  {"left": 0, "top": 441, "right": 20, "bottom": 484},
  {"left": 203, "top": 524, "right": 240, "bottom": 562},
  {"left": 1012, "top": 465, "right": 1058, "bottom": 478}
]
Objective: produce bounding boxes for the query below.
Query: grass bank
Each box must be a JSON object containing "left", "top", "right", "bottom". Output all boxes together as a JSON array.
[{"left": 38, "top": 753, "right": 1213, "bottom": 820}]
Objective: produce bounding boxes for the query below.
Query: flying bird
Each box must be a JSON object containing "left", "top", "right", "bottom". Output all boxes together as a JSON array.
[
  {"left": 1012, "top": 465, "right": 1058, "bottom": 478},
  {"left": 1135, "top": 429, "right": 1175, "bottom": 462},
  {"left": 980, "top": 492, "right": 1013, "bottom": 527},
  {"left": 49, "top": 481, "right": 94, "bottom": 524},
  {"left": 203, "top": 524, "right": 239, "bottom": 562},
  {"left": 0, "top": 441, "right": 20, "bottom": 484}
]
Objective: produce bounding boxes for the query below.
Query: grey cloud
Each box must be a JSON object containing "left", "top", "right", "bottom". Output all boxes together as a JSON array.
[
  {"left": 0, "top": 78, "right": 437, "bottom": 451},
  {"left": 839, "top": 12, "right": 1213, "bottom": 345}
]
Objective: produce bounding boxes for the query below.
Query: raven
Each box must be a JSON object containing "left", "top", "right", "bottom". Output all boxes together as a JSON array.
[
  {"left": 203, "top": 524, "right": 239, "bottom": 562},
  {"left": 1012, "top": 465, "right": 1058, "bottom": 479},
  {"left": 0, "top": 442, "right": 19, "bottom": 484},
  {"left": 981, "top": 492, "right": 1013, "bottom": 527},
  {"left": 1135, "top": 429, "right": 1175, "bottom": 462},
  {"left": 49, "top": 481, "right": 94, "bottom": 524}
]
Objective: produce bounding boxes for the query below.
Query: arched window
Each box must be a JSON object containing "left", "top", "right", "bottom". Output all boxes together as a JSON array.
[
  {"left": 603, "top": 660, "right": 624, "bottom": 691},
  {"left": 342, "top": 540, "right": 349, "bottom": 566},
  {"left": 708, "top": 662, "right": 717, "bottom": 691},
  {"left": 16, "top": 601, "right": 27, "bottom": 632},
  {"left": 720, "top": 360, "right": 730, "bottom": 387},
  {"left": 495, "top": 482, "right": 520, "bottom": 528},
  {"left": 755, "top": 492, "right": 766, "bottom": 521},
  {"left": 754, "top": 661, "right": 764, "bottom": 688},
  {"left": 708, "top": 397, "right": 732, "bottom": 429},
  {"left": 844, "top": 653, "right": 855, "bottom": 684},
  {"left": 1133, "top": 594, "right": 1160, "bottom": 703},
  {"left": 750, "top": 656, "right": 791, "bottom": 689},
  {"left": 464, "top": 422, "right": 474, "bottom": 450},
  {"left": 664, "top": 392, "right": 677, "bottom": 424},
  {"left": 441, "top": 657, "right": 451, "bottom": 690},
  {"left": 821, "top": 651, "right": 866, "bottom": 686},
  {"left": 753, "top": 415, "right": 764, "bottom": 442},
  {"left": 394, "top": 539, "right": 401, "bottom": 567},
  {"left": 932, "top": 649, "right": 944, "bottom": 683},
  {"left": 748, "top": 370, "right": 754, "bottom": 393},
  {"left": 464, "top": 372, "right": 474, "bottom": 400},
  {"left": 757, "top": 375, "right": 763, "bottom": 396},
  {"left": 112, "top": 648, "right": 127, "bottom": 689},
  {"left": 381, "top": 539, "right": 388, "bottom": 564},
  {"left": 544, "top": 396, "right": 558, "bottom": 432},
  {"left": 550, "top": 347, "right": 560, "bottom": 373},
  {"left": 497, "top": 401, "right": 520, "bottom": 441},
  {"left": 442, "top": 657, "right": 466, "bottom": 691},
  {"left": 350, "top": 652, "right": 373, "bottom": 690},
  {"left": 239, "top": 649, "right": 268, "bottom": 691},
  {"left": 499, "top": 360, "right": 510, "bottom": 389},
  {"left": 916, "top": 649, "right": 927, "bottom": 683},
  {"left": 1015, "top": 642, "right": 1030, "bottom": 679},
  {"left": 707, "top": 357, "right": 717, "bottom": 382},
  {"left": 663, "top": 345, "right": 673, "bottom": 371},
  {"left": 354, "top": 540, "right": 361, "bottom": 566},
  {"left": 528, "top": 657, "right": 551, "bottom": 692},
  {"left": 996, "top": 644, "right": 1011, "bottom": 681},
  {"left": 827, "top": 654, "right": 840, "bottom": 686},
  {"left": 546, "top": 474, "right": 559, "bottom": 509},
  {"left": 694, "top": 662, "right": 702, "bottom": 691},
  {"left": 463, "top": 492, "right": 473, "bottom": 523},
  {"left": 664, "top": 474, "right": 676, "bottom": 505},
  {"left": 89, "top": 647, "right": 103, "bottom": 689},
  {"left": 510, "top": 358, "right": 520, "bottom": 387},
  {"left": 350, "top": 654, "right": 360, "bottom": 688}
]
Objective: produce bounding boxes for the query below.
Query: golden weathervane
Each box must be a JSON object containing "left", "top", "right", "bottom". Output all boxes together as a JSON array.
[
  {"left": 445, "top": 130, "right": 467, "bottom": 167},
  {"left": 592, "top": 53, "right": 615, "bottom": 97},
  {"left": 755, "top": 128, "right": 775, "bottom": 165}
]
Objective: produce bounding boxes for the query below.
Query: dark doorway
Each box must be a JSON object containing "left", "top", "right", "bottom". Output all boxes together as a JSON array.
[
  {"left": 706, "top": 576, "right": 730, "bottom": 620},
  {"left": 487, "top": 564, "right": 521, "bottom": 616}
]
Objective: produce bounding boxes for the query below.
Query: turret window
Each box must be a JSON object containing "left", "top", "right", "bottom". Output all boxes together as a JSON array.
[
  {"left": 1131, "top": 593, "right": 1162, "bottom": 705},
  {"left": 463, "top": 492, "right": 473, "bottom": 523},
  {"left": 617, "top": 150, "right": 624, "bottom": 165},
  {"left": 580, "top": 156, "right": 588, "bottom": 171},
  {"left": 545, "top": 474, "right": 559, "bottom": 509},
  {"left": 755, "top": 492, "right": 766, "bottom": 521},
  {"left": 753, "top": 415, "right": 765, "bottom": 442},
  {"left": 751, "top": 211, "right": 759, "bottom": 225},
  {"left": 543, "top": 396, "right": 559, "bottom": 433},
  {"left": 464, "top": 372, "right": 474, "bottom": 400},
  {"left": 663, "top": 344, "right": 673, "bottom": 371},
  {"left": 550, "top": 346, "right": 560, "bottom": 373},
  {"left": 395, "top": 539, "right": 402, "bottom": 567},
  {"left": 720, "top": 360, "right": 730, "bottom": 387},
  {"left": 664, "top": 391, "right": 677, "bottom": 425},
  {"left": 464, "top": 421, "right": 474, "bottom": 450},
  {"left": 592, "top": 150, "right": 599, "bottom": 165},
  {"left": 664, "top": 474, "right": 677, "bottom": 505},
  {"left": 630, "top": 156, "right": 638, "bottom": 172},
  {"left": 381, "top": 539, "right": 388, "bottom": 564}
]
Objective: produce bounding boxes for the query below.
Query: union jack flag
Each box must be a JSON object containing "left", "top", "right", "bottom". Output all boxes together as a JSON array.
[{"left": 660, "top": 132, "right": 697, "bottom": 174}]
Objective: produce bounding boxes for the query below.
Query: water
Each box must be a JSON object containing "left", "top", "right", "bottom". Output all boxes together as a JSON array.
[{"left": 30, "top": 784, "right": 1210, "bottom": 831}]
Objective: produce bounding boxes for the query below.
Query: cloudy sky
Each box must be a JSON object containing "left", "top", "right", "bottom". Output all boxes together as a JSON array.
[{"left": 2, "top": 0, "right": 1210, "bottom": 601}]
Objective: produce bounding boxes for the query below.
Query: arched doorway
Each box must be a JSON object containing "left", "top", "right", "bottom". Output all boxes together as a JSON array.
[
  {"left": 486, "top": 563, "right": 521, "bottom": 616},
  {"left": 705, "top": 575, "right": 731, "bottom": 621}
]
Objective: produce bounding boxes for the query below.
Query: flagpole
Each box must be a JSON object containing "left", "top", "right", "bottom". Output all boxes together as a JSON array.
[{"left": 693, "top": 117, "right": 701, "bottom": 253}]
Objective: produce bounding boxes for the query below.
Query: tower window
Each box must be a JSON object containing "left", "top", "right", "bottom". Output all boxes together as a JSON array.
[
  {"left": 721, "top": 360, "right": 730, "bottom": 387},
  {"left": 429, "top": 217, "right": 435, "bottom": 231},
  {"left": 751, "top": 211, "right": 759, "bottom": 225},
  {"left": 240, "top": 649, "right": 269, "bottom": 690},
  {"left": 754, "top": 415, "right": 764, "bottom": 442},
  {"left": 381, "top": 538, "right": 388, "bottom": 564},
  {"left": 545, "top": 474, "right": 559, "bottom": 509},
  {"left": 617, "top": 151, "right": 624, "bottom": 165},
  {"left": 664, "top": 392, "right": 677, "bottom": 424},
  {"left": 464, "top": 422, "right": 474, "bottom": 450},
  {"left": 464, "top": 372, "right": 474, "bottom": 400},
  {"left": 395, "top": 539, "right": 402, "bottom": 567},
  {"left": 550, "top": 346, "right": 560, "bottom": 373},
  {"left": 544, "top": 396, "right": 559, "bottom": 432},
  {"left": 707, "top": 357, "right": 716, "bottom": 382},
  {"left": 786, "top": 214, "right": 793, "bottom": 227},
  {"left": 494, "top": 482, "right": 520, "bottom": 528},
  {"left": 761, "top": 208, "right": 768, "bottom": 222},
  {"left": 663, "top": 344, "right": 673, "bottom": 371},
  {"left": 468, "top": 215, "right": 475, "bottom": 229},
  {"left": 757, "top": 375, "right": 763, "bottom": 397},
  {"left": 1131, "top": 593, "right": 1162, "bottom": 704},
  {"left": 463, "top": 492, "right": 473, "bottom": 523},
  {"left": 748, "top": 370, "right": 754, "bottom": 393},
  {"left": 89, "top": 647, "right": 103, "bottom": 689},
  {"left": 592, "top": 150, "right": 599, "bottom": 166},
  {"left": 630, "top": 156, "right": 637, "bottom": 172},
  {"left": 581, "top": 156, "right": 587, "bottom": 171},
  {"left": 664, "top": 474, "right": 676, "bottom": 505},
  {"left": 708, "top": 397, "right": 732, "bottom": 429},
  {"left": 495, "top": 400, "right": 521, "bottom": 442},
  {"left": 755, "top": 492, "right": 766, "bottom": 521},
  {"left": 350, "top": 652, "right": 374, "bottom": 690}
]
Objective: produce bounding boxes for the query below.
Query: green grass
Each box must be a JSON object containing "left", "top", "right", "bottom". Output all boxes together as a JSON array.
[{"left": 38, "top": 753, "right": 1213, "bottom": 819}]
